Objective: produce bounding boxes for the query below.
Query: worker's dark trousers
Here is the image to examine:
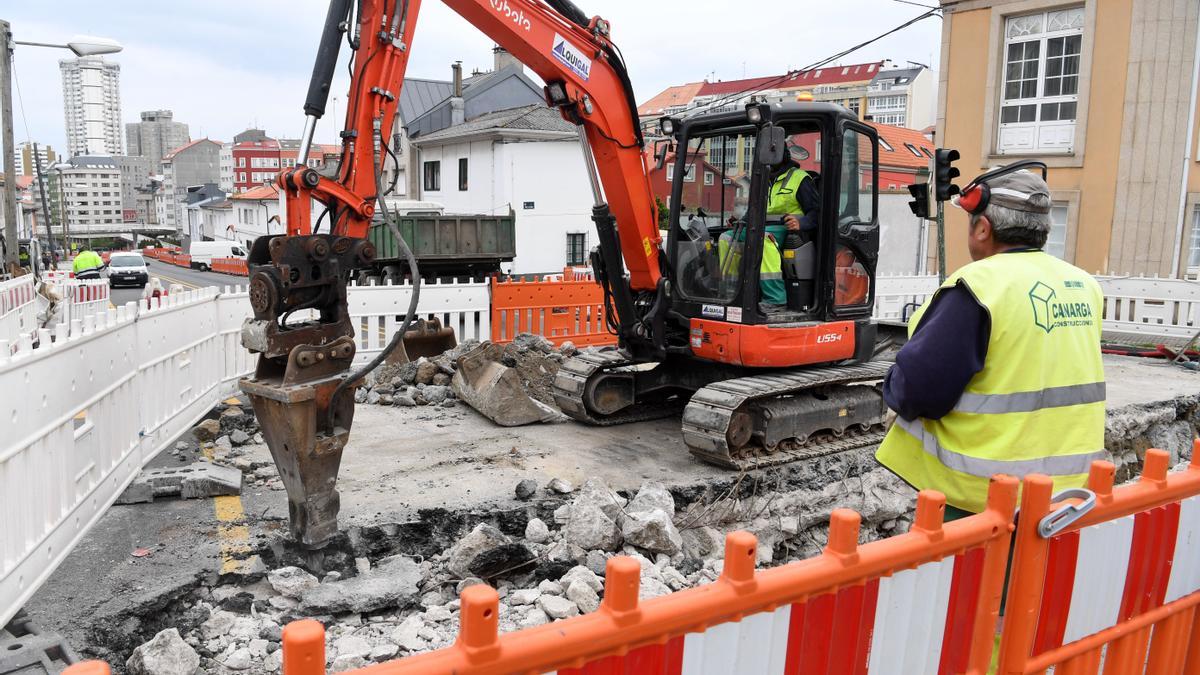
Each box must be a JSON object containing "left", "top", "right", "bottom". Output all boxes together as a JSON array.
[{"left": 946, "top": 504, "right": 1017, "bottom": 615}]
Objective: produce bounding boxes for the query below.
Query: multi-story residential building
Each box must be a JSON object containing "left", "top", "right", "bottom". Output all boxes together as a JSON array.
[
  {"left": 59, "top": 57, "right": 123, "bottom": 156},
  {"left": 13, "top": 142, "right": 57, "bottom": 177},
  {"left": 638, "top": 62, "right": 886, "bottom": 123},
  {"left": 396, "top": 52, "right": 545, "bottom": 196},
  {"left": 160, "top": 139, "right": 222, "bottom": 233},
  {"left": 115, "top": 155, "right": 152, "bottom": 222},
  {"left": 866, "top": 65, "right": 935, "bottom": 130},
  {"left": 59, "top": 156, "right": 123, "bottom": 233},
  {"left": 126, "top": 110, "right": 191, "bottom": 168},
  {"left": 218, "top": 143, "right": 234, "bottom": 193},
  {"left": 410, "top": 103, "right": 594, "bottom": 274},
  {"left": 229, "top": 136, "right": 338, "bottom": 192},
  {"left": 937, "top": 0, "right": 1199, "bottom": 277},
  {"left": 181, "top": 184, "right": 226, "bottom": 247}
]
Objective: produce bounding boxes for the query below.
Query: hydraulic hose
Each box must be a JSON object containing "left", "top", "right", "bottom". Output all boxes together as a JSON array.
[{"left": 326, "top": 124, "right": 421, "bottom": 430}]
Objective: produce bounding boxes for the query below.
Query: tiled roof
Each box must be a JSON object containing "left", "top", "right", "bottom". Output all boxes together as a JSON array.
[
  {"left": 696, "top": 62, "right": 884, "bottom": 97},
  {"left": 231, "top": 184, "right": 279, "bottom": 200},
  {"left": 866, "top": 121, "right": 936, "bottom": 170},
  {"left": 638, "top": 82, "right": 705, "bottom": 115},
  {"left": 164, "top": 138, "right": 221, "bottom": 161},
  {"left": 413, "top": 104, "right": 574, "bottom": 143}
]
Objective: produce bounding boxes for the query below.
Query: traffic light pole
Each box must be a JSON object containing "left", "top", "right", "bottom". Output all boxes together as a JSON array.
[{"left": 936, "top": 199, "right": 946, "bottom": 282}]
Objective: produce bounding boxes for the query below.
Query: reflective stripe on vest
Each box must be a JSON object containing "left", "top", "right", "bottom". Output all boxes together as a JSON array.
[
  {"left": 767, "top": 168, "right": 808, "bottom": 216},
  {"left": 894, "top": 416, "right": 1108, "bottom": 478},
  {"left": 876, "top": 251, "right": 1106, "bottom": 513}
]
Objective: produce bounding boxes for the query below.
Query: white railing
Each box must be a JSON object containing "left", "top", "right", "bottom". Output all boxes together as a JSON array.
[
  {"left": 874, "top": 274, "right": 939, "bottom": 322},
  {"left": 0, "top": 275, "right": 40, "bottom": 351},
  {"left": 347, "top": 279, "right": 490, "bottom": 364},
  {"left": 0, "top": 288, "right": 251, "bottom": 626}
]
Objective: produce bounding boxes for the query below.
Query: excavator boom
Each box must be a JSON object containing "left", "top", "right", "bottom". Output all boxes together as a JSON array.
[{"left": 240, "top": 0, "right": 666, "bottom": 548}]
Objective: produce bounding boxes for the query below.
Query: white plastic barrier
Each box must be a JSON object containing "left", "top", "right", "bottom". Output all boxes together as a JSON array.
[
  {"left": 0, "top": 287, "right": 252, "bottom": 626},
  {"left": 1095, "top": 275, "right": 1200, "bottom": 340},
  {"left": 0, "top": 275, "right": 39, "bottom": 351},
  {"left": 874, "top": 274, "right": 939, "bottom": 322},
  {"left": 347, "top": 278, "right": 490, "bottom": 364}
]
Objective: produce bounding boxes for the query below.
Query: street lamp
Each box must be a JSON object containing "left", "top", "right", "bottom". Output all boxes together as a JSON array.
[
  {"left": 52, "top": 162, "right": 71, "bottom": 254},
  {"left": 0, "top": 24, "right": 123, "bottom": 269}
]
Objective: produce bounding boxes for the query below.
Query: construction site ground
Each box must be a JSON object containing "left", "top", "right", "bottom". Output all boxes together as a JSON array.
[{"left": 20, "top": 353, "right": 1200, "bottom": 668}]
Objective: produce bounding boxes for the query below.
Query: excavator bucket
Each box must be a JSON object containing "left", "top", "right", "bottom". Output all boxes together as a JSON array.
[
  {"left": 384, "top": 317, "right": 458, "bottom": 366},
  {"left": 451, "top": 343, "right": 566, "bottom": 426}
]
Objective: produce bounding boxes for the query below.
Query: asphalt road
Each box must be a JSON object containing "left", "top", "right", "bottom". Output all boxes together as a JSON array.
[{"left": 108, "top": 260, "right": 248, "bottom": 306}]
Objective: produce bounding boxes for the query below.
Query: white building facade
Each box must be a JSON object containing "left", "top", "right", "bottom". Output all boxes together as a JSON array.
[
  {"left": 411, "top": 105, "right": 594, "bottom": 274},
  {"left": 59, "top": 57, "right": 123, "bottom": 156},
  {"left": 867, "top": 66, "right": 936, "bottom": 130},
  {"left": 60, "top": 156, "right": 123, "bottom": 233}
]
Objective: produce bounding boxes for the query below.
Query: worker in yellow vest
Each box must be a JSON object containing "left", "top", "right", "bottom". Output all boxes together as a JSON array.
[
  {"left": 875, "top": 166, "right": 1105, "bottom": 518},
  {"left": 72, "top": 249, "right": 105, "bottom": 280}
]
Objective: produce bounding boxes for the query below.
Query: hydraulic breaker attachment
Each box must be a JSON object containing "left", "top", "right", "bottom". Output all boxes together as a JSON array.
[{"left": 239, "top": 233, "right": 374, "bottom": 549}]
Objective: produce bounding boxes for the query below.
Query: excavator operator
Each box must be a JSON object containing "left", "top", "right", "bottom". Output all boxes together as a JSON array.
[{"left": 718, "top": 141, "right": 819, "bottom": 306}]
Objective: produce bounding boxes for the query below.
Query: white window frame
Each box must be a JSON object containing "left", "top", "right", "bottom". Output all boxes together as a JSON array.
[
  {"left": 682, "top": 163, "right": 696, "bottom": 183},
  {"left": 989, "top": 3, "right": 1089, "bottom": 159},
  {"left": 704, "top": 171, "right": 714, "bottom": 186}
]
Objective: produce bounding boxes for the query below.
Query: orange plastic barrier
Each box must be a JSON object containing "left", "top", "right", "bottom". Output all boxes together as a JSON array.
[
  {"left": 170, "top": 253, "right": 192, "bottom": 268},
  {"left": 211, "top": 257, "right": 249, "bottom": 276},
  {"left": 276, "top": 478, "right": 1018, "bottom": 675},
  {"left": 491, "top": 268, "right": 617, "bottom": 347},
  {"left": 996, "top": 444, "right": 1200, "bottom": 674}
]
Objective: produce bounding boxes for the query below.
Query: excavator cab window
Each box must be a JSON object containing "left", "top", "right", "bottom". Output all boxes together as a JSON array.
[{"left": 832, "top": 123, "right": 878, "bottom": 312}]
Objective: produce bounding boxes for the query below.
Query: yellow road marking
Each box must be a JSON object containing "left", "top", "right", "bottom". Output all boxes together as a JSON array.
[
  {"left": 214, "top": 494, "right": 258, "bottom": 575},
  {"left": 151, "top": 269, "right": 201, "bottom": 289}
]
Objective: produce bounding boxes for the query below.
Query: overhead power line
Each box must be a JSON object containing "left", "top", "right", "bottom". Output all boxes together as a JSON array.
[{"left": 681, "top": 7, "right": 941, "bottom": 118}]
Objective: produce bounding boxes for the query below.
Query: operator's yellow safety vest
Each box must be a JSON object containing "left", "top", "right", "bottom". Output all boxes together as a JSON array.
[
  {"left": 717, "top": 229, "right": 786, "bottom": 305},
  {"left": 767, "top": 168, "right": 809, "bottom": 216},
  {"left": 72, "top": 250, "right": 104, "bottom": 275},
  {"left": 875, "top": 250, "right": 1106, "bottom": 513}
]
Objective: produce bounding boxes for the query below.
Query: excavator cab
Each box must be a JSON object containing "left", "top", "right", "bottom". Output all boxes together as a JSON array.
[{"left": 664, "top": 102, "right": 880, "bottom": 334}]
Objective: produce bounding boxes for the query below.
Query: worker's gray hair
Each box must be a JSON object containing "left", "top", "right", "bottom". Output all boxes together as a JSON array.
[{"left": 970, "top": 194, "right": 1052, "bottom": 249}]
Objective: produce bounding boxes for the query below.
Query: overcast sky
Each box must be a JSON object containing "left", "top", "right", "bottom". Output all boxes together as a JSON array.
[{"left": 4, "top": 1, "right": 942, "bottom": 153}]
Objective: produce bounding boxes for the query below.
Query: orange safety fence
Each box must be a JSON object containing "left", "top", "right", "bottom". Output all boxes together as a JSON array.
[
  {"left": 170, "top": 253, "right": 192, "bottom": 268},
  {"left": 276, "top": 479, "right": 1018, "bottom": 674},
  {"left": 996, "top": 444, "right": 1200, "bottom": 674},
  {"left": 211, "top": 257, "right": 249, "bottom": 276},
  {"left": 491, "top": 268, "right": 617, "bottom": 348}
]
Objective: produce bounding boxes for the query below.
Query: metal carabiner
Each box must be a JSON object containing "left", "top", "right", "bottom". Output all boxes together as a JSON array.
[{"left": 1037, "top": 488, "right": 1097, "bottom": 538}]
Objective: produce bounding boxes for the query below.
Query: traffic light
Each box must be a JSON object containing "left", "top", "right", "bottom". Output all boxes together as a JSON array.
[
  {"left": 907, "top": 182, "right": 930, "bottom": 220},
  {"left": 934, "top": 148, "right": 961, "bottom": 202}
]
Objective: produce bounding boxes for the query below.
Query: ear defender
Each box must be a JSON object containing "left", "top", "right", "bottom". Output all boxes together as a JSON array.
[{"left": 957, "top": 160, "right": 1047, "bottom": 216}]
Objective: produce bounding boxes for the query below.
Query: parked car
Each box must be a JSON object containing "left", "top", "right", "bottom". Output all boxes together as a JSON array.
[
  {"left": 189, "top": 240, "right": 247, "bottom": 271},
  {"left": 106, "top": 252, "right": 149, "bottom": 288}
]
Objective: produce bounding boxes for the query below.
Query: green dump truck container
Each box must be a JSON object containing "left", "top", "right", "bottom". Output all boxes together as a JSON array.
[{"left": 360, "top": 211, "right": 516, "bottom": 283}]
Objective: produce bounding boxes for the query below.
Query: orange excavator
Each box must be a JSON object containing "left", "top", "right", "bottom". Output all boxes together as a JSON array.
[{"left": 240, "top": 0, "right": 888, "bottom": 548}]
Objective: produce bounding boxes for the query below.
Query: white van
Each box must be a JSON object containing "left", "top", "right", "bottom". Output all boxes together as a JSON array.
[{"left": 189, "top": 240, "right": 247, "bottom": 271}]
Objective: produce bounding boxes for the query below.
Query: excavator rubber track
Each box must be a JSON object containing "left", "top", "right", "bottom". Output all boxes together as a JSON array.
[
  {"left": 553, "top": 350, "right": 686, "bottom": 425},
  {"left": 682, "top": 361, "right": 893, "bottom": 470}
]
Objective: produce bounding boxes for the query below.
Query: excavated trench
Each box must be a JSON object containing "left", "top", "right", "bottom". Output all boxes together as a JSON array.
[{"left": 54, "top": 387, "right": 1200, "bottom": 672}]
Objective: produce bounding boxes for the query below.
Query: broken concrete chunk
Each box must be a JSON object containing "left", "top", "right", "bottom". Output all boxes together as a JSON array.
[
  {"left": 622, "top": 509, "right": 683, "bottom": 555},
  {"left": 576, "top": 478, "right": 626, "bottom": 521},
  {"left": 536, "top": 593, "right": 579, "bottom": 620},
  {"left": 565, "top": 579, "right": 600, "bottom": 614},
  {"left": 331, "top": 654, "right": 367, "bottom": 672},
  {"left": 515, "top": 479, "right": 538, "bottom": 500},
  {"left": 391, "top": 616, "right": 428, "bottom": 652},
  {"left": 563, "top": 502, "right": 622, "bottom": 552},
  {"left": 537, "top": 579, "right": 564, "bottom": 596},
  {"left": 215, "top": 435, "right": 233, "bottom": 451},
  {"left": 585, "top": 550, "right": 608, "bottom": 576},
  {"left": 300, "top": 557, "right": 423, "bottom": 614},
  {"left": 519, "top": 608, "right": 550, "bottom": 628},
  {"left": 334, "top": 635, "right": 372, "bottom": 660},
  {"left": 422, "top": 385, "right": 450, "bottom": 405},
  {"left": 627, "top": 481, "right": 675, "bottom": 515},
  {"left": 267, "top": 567, "right": 319, "bottom": 599},
  {"left": 446, "top": 523, "right": 511, "bottom": 577},
  {"left": 415, "top": 359, "right": 439, "bottom": 385},
  {"left": 369, "top": 644, "right": 400, "bottom": 662},
  {"left": 192, "top": 419, "right": 221, "bottom": 442},
  {"left": 222, "top": 647, "right": 253, "bottom": 671},
  {"left": 230, "top": 429, "right": 251, "bottom": 446},
  {"left": 553, "top": 504, "right": 571, "bottom": 524},
  {"left": 126, "top": 628, "right": 201, "bottom": 675},
  {"left": 469, "top": 543, "right": 536, "bottom": 579},
  {"left": 508, "top": 588, "right": 541, "bottom": 606},
  {"left": 524, "top": 518, "right": 550, "bottom": 544},
  {"left": 180, "top": 463, "right": 243, "bottom": 499},
  {"left": 547, "top": 477, "right": 574, "bottom": 494},
  {"left": 456, "top": 577, "right": 485, "bottom": 595},
  {"left": 559, "top": 565, "right": 603, "bottom": 594}
]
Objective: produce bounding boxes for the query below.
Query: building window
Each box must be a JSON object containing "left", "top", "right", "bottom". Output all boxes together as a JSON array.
[
  {"left": 423, "top": 161, "right": 441, "bottom": 191},
  {"left": 998, "top": 7, "right": 1084, "bottom": 154},
  {"left": 666, "top": 165, "right": 674, "bottom": 182},
  {"left": 458, "top": 157, "right": 468, "bottom": 191},
  {"left": 1046, "top": 201, "right": 1069, "bottom": 259},
  {"left": 704, "top": 171, "right": 714, "bottom": 186},
  {"left": 238, "top": 157, "right": 245, "bottom": 167},
  {"left": 682, "top": 163, "right": 696, "bottom": 182},
  {"left": 1188, "top": 205, "right": 1200, "bottom": 270},
  {"left": 566, "top": 233, "right": 588, "bottom": 266}
]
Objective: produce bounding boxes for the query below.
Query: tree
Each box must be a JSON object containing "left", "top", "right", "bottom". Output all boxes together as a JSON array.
[{"left": 655, "top": 196, "right": 670, "bottom": 230}]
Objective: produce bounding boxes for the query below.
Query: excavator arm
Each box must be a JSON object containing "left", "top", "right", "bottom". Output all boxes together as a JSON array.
[{"left": 240, "top": 0, "right": 664, "bottom": 549}]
